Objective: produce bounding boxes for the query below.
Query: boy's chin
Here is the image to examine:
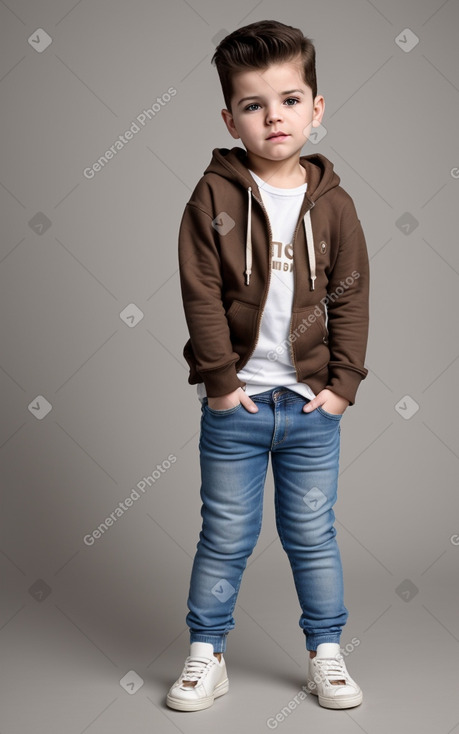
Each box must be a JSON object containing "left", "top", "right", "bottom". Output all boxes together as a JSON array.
[{"left": 246, "top": 146, "right": 303, "bottom": 162}]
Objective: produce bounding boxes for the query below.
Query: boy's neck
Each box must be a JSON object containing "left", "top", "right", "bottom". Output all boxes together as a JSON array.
[{"left": 246, "top": 151, "right": 307, "bottom": 189}]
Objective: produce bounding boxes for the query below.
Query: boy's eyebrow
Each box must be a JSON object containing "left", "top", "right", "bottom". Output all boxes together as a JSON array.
[{"left": 237, "top": 89, "right": 305, "bottom": 106}]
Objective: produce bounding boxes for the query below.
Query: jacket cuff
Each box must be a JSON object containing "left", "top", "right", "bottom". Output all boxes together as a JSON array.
[
  {"left": 325, "top": 365, "right": 368, "bottom": 406},
  {"left": 200, "top": 362, "right": 246, "bottom": 398}
]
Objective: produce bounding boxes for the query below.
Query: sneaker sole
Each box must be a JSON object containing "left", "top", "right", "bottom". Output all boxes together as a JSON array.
[
  {"left": 166, "top": 678, "right": 229, "bottom": 711},
  {"left": 306, "top": 679, "right": 363, "bottom": 709}
]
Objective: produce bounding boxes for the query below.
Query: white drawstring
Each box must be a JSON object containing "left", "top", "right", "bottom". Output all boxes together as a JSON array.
[
  {"left": 303, "top": 206, "right": 316, "bottom": 290},
  {"left": 245, "top": 187, "right": 252, "bottom": 285}
]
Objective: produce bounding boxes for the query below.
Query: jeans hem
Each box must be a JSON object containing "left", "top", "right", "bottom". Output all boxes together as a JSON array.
[
  {"left": 189, "top": 633, "right": 228, "bottom": 653},
  {"left": 306, "top": 633, "right": 342, "bottom": 651}
]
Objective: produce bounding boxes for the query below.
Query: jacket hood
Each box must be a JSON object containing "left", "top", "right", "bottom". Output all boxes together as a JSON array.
[
  {"left": 203, "top": 147, "right": 341, "bottom": 288},
  {"left": 204, "top": 146, "right": 341, "bottom": 202}
]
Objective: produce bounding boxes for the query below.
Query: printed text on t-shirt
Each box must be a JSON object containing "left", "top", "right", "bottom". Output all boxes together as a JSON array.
[{"left": 272, "top": 240, "right": 293, "bottom": 272}]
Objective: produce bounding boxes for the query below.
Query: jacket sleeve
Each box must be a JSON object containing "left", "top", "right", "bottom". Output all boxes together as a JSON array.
[
  {"left": 178, "top": 199, "right": 245, "bottom": 397},
  {"left": 324, "top": 198, "right": 370, "bottom": 405}
]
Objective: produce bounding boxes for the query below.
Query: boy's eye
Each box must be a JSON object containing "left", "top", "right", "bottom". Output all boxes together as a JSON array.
[{"left": 243, "top": 98, "right": 300, "bottom": 112}]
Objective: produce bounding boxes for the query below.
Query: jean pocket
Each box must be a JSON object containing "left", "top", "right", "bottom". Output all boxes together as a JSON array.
[
  {"left": 316, "top": 405, "right": 343, "bottom": 421},
  {"left": 204, "top": 402, "right": 243, "bottom": 417}
]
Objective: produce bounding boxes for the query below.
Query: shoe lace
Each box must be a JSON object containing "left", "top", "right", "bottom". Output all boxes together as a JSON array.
[
  {"left": 313, "top": 655, "right": 348, "bottom": 684},
  {"left": 182, "top": 655, "right": 214, "bottom": 683}
]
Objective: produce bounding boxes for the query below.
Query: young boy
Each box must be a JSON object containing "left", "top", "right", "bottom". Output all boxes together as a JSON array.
[{"left": 167, "top": 20, "right": 369, "bottom": 712}]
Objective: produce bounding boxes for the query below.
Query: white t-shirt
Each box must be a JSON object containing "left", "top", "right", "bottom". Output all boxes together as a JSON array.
[
  {"left": 197, "top": 170, "right": 315, "bottom": 401},
  {"left": 236, "top": 171, "right": 315, "bottom": 400}
]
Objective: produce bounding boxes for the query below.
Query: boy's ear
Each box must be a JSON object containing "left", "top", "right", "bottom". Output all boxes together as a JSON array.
[
  {"left": 221, "top": 108, "right": 240, "bottom": 139},
  {"left": 311, "top": 95, "right": 325, "bottom": 128}
]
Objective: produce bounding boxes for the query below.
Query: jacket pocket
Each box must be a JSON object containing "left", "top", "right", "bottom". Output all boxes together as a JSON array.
[
  {"left": 290, "top": 306, "right": 330, "bottom": 377},
  {"left": 225, "top": 300, "right": 260, "bottom": 360}
]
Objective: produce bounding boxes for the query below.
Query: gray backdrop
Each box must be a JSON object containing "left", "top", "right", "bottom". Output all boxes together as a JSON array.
[{"left": 1, "top": 1, "right": 458, "bottom": 732}]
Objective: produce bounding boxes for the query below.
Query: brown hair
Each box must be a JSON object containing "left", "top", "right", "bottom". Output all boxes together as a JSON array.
[{"left": 211, "top": 20, "right": 317, "bottom": 111}]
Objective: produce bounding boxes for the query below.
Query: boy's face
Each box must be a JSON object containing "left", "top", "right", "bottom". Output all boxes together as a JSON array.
[{"left": 221, "top": 59, "right": 324, "bottom": 165}]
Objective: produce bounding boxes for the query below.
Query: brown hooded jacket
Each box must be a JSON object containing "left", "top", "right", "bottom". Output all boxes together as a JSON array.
[{"left": 178, "top": 147, "right": 369, "bottom": 405}]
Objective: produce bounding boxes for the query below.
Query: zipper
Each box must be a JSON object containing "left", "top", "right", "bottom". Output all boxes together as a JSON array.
[
  {"left": 288, "top": 199, "right": 315, "bottom": 380},
  {"left": 239, "top": 189, "right": 273, "bottom": 369}
]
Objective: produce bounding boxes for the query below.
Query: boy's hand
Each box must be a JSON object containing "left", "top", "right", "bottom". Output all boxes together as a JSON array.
[
  {"left": 207, "top": 387, "right": 258, "bottom": 413},
  {"left": 303, "top": 388, "right": 349, "bottom": 415}
]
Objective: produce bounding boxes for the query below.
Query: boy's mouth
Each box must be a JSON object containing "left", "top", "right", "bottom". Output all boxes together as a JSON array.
[{"left": 267, "top": 131, "right": 289, "bottom": 141}]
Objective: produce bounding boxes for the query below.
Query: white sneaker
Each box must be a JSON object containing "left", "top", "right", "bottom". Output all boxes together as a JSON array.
[
  {"left": 306, "top": 643, "right": 363, "bottom": 709},
  {"left": 166, "top": 642, "right": 229, "bottom": 711}
]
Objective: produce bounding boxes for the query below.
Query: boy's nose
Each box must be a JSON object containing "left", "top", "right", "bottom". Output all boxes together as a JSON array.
[{"left": 266, "top": 107, "right": 283, "bottom": 124}]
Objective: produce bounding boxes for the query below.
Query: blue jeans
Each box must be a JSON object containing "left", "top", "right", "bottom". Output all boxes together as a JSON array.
[{"left": 186, "top": 387, "right": 348, "bottom": 653}]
